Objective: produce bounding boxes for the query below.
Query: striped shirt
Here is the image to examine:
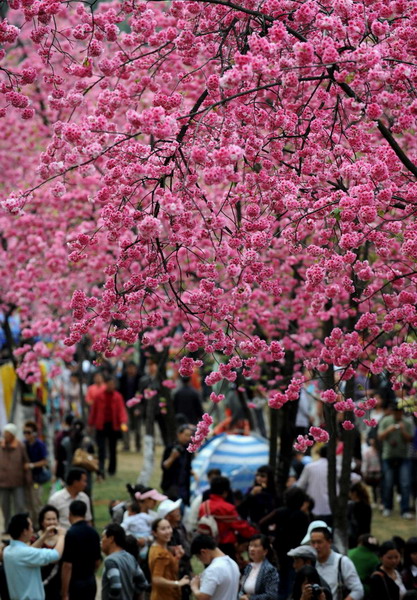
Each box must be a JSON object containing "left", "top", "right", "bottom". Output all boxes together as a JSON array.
[{"left": 102, "top": 549, "right": 148, "bottom": 600}]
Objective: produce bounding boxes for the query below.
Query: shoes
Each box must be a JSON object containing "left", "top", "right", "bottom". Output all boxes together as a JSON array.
[
  {"left": 382, "top": 509, "right": 391, "bottom": 517},
  {"left": 402, "top": 512, "right": 413, "bottom": 519}
]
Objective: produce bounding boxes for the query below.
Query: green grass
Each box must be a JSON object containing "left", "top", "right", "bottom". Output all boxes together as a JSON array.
[{"left": 372, "top": 503, "right": 416, "bottom": 544}]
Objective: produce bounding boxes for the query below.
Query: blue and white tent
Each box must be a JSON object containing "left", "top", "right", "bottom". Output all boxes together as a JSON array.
[{"left": 191, "top": 433, "right": 269, "bottom": 496}]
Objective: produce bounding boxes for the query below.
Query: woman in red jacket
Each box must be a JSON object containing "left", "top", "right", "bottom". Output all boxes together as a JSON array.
[
  {"left": 198, "top": 476, "right": 257, "bottom": 560},
  {"left": 88, "top": 375, "right": 127, "bottom": 476}
]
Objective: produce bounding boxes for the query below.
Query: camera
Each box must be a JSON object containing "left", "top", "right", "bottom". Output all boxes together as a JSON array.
[{"left": 310, "top": 584, "right": 323, "bottom": 599}]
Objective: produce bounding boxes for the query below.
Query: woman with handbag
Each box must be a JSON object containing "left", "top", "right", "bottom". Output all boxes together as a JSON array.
[
  {"left": 370, "top": 541, "right": 407, "bottom": 600},
  {"left": 61, "top": 419, "right": 98, "bottom": 495}
]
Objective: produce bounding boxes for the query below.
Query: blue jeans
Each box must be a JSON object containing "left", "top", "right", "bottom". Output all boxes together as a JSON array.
[{"left": 382, "top": 457, "right": 411, "bottom": 514}]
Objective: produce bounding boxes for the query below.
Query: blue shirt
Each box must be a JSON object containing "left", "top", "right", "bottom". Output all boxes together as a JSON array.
[
  {"left": 25, "top": 438, "right": 47, "bottom": 482},
  {"left": 3, "top": 540, "right": 59, "bottom": 600}
]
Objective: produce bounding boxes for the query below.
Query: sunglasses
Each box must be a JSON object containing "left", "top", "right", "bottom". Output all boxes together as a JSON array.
[{"left": 23, "top": 430, "right": 33, "bottom": 434}]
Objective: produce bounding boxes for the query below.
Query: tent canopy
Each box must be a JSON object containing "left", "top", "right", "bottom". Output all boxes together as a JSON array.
[{"left": 191, "top": 433, "right": 269, "bottom": 496}]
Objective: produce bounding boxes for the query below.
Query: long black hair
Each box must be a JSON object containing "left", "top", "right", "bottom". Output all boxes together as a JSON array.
[{"left": 255, "top": 465, "right": 276, "bottom": 494}]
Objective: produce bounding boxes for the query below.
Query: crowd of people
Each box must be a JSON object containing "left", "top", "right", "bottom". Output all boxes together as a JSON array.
[
  {"left": 0, "top": 358, "right": 417, "bottom": 600},
  {"left": 0, "top": 448, "right": 416, "bottom": 599}
]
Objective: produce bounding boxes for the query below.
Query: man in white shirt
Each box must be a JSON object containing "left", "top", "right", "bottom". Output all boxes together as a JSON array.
[
  {"left": 310, "top": 526, "right": 364, "bottom": 600},
  {"left": 190, "top": 534, "right": 240, "bottom": 600},
  {"left": 48, "top": 467, "right": 92, "bottom": 529},
  {"left": 295, "top": 446, "right": 332, "bottom": 522}
]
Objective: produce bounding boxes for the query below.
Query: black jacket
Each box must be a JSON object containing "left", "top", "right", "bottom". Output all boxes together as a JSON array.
[{"left": 370, "top": 567, "right": 402, "bottom": 600}]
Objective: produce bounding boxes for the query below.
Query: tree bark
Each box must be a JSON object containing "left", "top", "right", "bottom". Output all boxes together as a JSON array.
[{"left": 275, "top": 350, "right": 296, "bottom": 495}]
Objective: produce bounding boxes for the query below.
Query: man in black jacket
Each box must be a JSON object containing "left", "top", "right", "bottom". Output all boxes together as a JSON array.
[
  {"left": 161, "top": 425, "right": 193, "bottom": 505},
  {"left": 173, "top": 377, "right": 204, "bottom": 425}
]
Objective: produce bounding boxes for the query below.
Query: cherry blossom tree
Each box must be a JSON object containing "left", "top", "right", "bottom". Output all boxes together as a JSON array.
[{"left": 2, "top": 0, "right": 417, "bottom": 545}]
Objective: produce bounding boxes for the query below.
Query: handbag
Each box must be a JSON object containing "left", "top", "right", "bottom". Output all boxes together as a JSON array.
[
  {"left": 197, "top": 501, "right": 219, "bottom": 540},
  {"left": 35, "top": 466, "right": 52, "bottom": 484},
  {"left": 337, "top": 556, "right": 351, "bottom": 600},
  {"left": 72, "top": 448, "right": 99, "bottom": 472}
]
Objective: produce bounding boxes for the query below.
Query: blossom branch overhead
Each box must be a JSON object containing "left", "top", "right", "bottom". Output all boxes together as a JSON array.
[{"left": 1, "top": 0, "right": 417, "bottom": 449}]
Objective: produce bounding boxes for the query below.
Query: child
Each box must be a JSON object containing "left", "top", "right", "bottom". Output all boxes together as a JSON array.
[{"left": 121, "top": 488, "right": 167, "bottom": 559}]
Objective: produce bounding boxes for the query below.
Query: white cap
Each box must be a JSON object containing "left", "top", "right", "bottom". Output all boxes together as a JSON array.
[
  {"left": 300, "top": 520, "right": 332, "bottom": 545},
  {"left": 287, "top": 546, "right": 317, "bottom": 560},
  {"left": 3, "top": 423, "right": 17, "bottom": 437},
  {"left": 156, "top": 499, "right": 182, "bottom": 519}
]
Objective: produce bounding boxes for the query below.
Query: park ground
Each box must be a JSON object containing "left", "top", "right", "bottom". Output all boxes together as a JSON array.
[{"left": 87, "top": 444, "right": 415, "bottom": 542}]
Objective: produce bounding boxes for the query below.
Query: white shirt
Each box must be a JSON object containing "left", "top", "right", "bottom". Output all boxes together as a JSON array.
[
  {"left": 316, "top": 551, "right": 364, "bottom": 600},
  {"left": 184, "top": 493, "right": 203, "bottom": 533},
  {"left": 48, "top": 488, "right": 92, "bottom": 529},
  {"left": 200, "top": 555, "right": 240, "bottom": 600},
  {"left": 393, "top": 570, "right": 407, "bottom": 598},
  {"left": 243, "top": 562, "right": 262, "bottom": 594},
  {"left": 295, "top": 458, "right": 330, "bottom": 516},
  {"left": 296, "top": 387, "right": 312, "bottom": 428},
  {"left": 121, "top": 512, "right": 153, "bottom": 538}
]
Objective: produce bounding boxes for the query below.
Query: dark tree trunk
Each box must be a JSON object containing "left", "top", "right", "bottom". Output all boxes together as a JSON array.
[
  {"left": 276, "top": 398, "right": 298, "bottom": 495},
  {"left": 275, "top": 350, "right": 296, "bottom": 495},
  {"left": 332, "top": 378, "right": 355, "bottom": 553},
  {"left": 269, "top": 406, "right": 279, "bottom": 469}
]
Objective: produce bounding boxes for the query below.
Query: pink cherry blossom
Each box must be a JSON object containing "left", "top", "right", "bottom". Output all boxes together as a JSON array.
[
  {"left": 309, "top": 426, "right": 330, "bottom": 444},
  {"left": 0, "top": 0, "right": 416, "bottom": 452},
  {"left": 126, "top": 396, "right": 142, "bottom": 408},
  {"left": 187, "top": 413, "right": 213, "bottom": 453}
]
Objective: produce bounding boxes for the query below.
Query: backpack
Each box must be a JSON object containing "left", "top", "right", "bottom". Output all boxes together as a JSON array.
[{"left": 197, "top": 501, "right": 219, "bottom": 540}]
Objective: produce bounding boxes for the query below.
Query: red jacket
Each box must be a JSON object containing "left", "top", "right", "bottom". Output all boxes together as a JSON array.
[
  {"left": 88, "top": 390, "right": 127, "bottom": 431},
  {"left": 198, "top": 494, "right": 257, "bottom": 545}
]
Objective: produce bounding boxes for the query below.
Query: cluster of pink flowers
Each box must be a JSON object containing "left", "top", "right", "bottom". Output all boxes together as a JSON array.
[
  {"left": 1, "top": 192, "right": 26, "bottom": 215},
  {"left": 126, "top": 395, "right": 142, "bottom": 408},
  {"left": 309, "top": 427, "right": 330, "bottom": 444},
  {"left": 187, "top": 414, "right": 213, "bottom": 453},
  {"left": 320, "top": 389, "right": 338, "bottom": 404},
  {"left": 209, "top": 392, "right": 225, "bottom": 404},
  {"left": 334, "top": 398, "right": 356, "bottom": 413},
  {"left": 268, "top": 392, "right": 287, "bottom": 410},
  {"left": 294, "top": 435, "right": 314, "bottom": 453},
  {"left": 179, "top": 357, "right": 203, "bottom": 378}
]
